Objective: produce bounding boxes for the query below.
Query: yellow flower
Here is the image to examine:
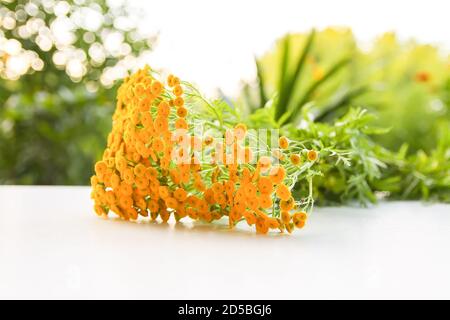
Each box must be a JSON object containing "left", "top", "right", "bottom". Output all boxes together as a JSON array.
[
  {"left": 257, "top": 156, "right": 271, "bottom": 172},
  {"left": 257, "top": 176, "right": 273, "bottom": 194},
  {"left": 269, "top": 166, "right": 285, "bottom": 184},
  {"left": 174, "top": 96, "right": 184, "bottom": 107},
  {"left": 151, "top": 80, "right": 163, "bottom": 96},
  {"left": 234, "top": 123, "right": 247, "bottom": 140},
  {"left": 177, "top": 106, "right": 188, "bottom": 118},
  {"left": 173, "top": 84, "right": 183, "bottom": 96},
  {"left": 307, "top": 149, "right": 318, "bottom": 161},
  {"left": 290, "top": 154, "right": 301, "bottom": 165},
  {"left": 167, "top": 74, "right": 175, "bottom": 87},
  {"left": 279, "top": 136, "right": 289, "bottom": 149},
  {"left": 293, "top": 211, "right": 307, "bottom": 228},
  {"left": 281, "top": 211, "right": 291, "bottom": 224},
  {"left": 259, "top": 194, "right": 273, "bottom": 209},
  {"left": 157, "top": 101, "right": 170, "bottom": 117},
  {"left": 280, "top": 196, "right": 295, "bottom": 211},
  {"left": 174, "top": 188, "right": 187, "bottom": 202},
  {"left": 91, "top": 65, "right": 309, "bottom": 234},
  {"left": 275, "top": 184, "right": 291, "bottom": 201}
]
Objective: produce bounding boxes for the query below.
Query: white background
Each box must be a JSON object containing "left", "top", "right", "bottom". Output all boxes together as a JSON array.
[
  {"left": 1, "top": 186, "right": 450, "bottom": 299},
  {"left": 131, "top": 0, "right": 450, "bottom": 95}
]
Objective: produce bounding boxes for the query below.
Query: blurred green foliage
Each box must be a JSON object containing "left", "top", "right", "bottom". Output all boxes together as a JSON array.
[
  {"left": 240, "top": 28, "right": 450, "bottom": 153},
  {"left": 0, "top": 0, "right": 153, "bottom": 184},
  {"left": 235, "top": 28, "right": 450, "bottom": 203}
]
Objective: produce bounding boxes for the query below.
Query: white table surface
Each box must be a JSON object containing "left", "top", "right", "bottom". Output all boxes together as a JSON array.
[{"left": 0, "top": 185, "right": 449, "bottom": 299}]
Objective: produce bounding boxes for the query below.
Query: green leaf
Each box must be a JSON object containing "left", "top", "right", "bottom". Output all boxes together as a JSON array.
[
  {"left": 362, "top": 126, "right": 391, "bottom": 135},
  {"left": 275, "top": 34, "right": 291, "bottom": 119},
  {"left": 313, "top": 86, "right": 367, "bottom": 122},
  {"left": 255, "top": 57, "right": 268, "bottom": 108},
  {"left": 284, "top": 57, "right": 351, "bottom": 126},
  {"left": 275, "top": 30, "right": 316, "bottom": 121}
]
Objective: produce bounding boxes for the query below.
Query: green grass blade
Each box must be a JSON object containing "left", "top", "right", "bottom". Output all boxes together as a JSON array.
[
  {"left": 313, "top": 86, "right": 366, "bottom": 122},
  {"left": 255, "top": 57, "right": 268, "bottom": 108},
  {"left": 275, "top": 34, "right": 291, "bottom": 119},
  {"left": 275, "top": 29, "right": 316, "bottom": 121},
  {"left": 241, "top": 83, "right": 255, "bottom": 112},
  {"left": 283, "top": 57, "right": 350, "bottom": 125}
]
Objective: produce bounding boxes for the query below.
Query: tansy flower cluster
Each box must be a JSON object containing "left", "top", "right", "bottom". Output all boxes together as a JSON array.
[{"left": 90, "top": 65, "right": 319, "bottom": 234}]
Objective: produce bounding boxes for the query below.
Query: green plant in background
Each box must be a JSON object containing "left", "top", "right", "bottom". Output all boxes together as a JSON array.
[
  {"left": 360, "top": 33, "right": 450, "bottom": 153},
  {"left": 234, "top": 28, "right": 450, "bottom": 204},
  {"left": 376, "top": 124, "right": 450, "bottom": 202},
  {"left": 0, "top": 0, "right": 154, "bottom": 184},
  {"left": 239, "top": 29, "right": 363, "bottom": 124}
]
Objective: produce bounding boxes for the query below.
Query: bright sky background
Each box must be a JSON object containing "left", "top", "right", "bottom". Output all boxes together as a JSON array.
[{"left": 130, "top": 0, "right": 450, "bottom": 95}]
